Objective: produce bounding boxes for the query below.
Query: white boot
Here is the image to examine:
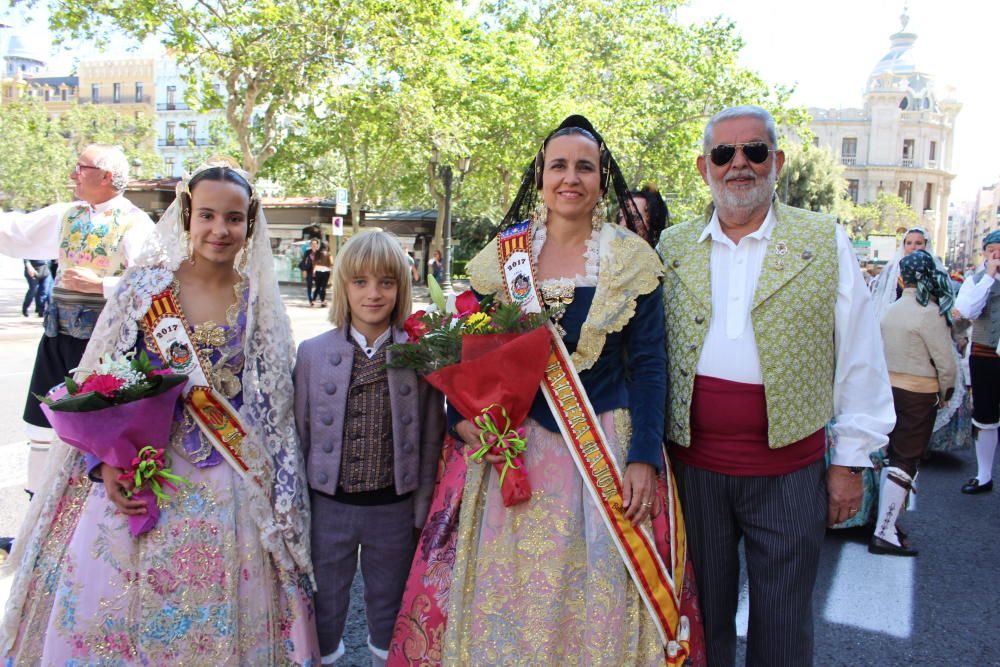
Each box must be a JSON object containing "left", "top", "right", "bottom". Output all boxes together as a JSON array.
[
  {"left": 870, "top": 467, "right": 917, "bottom": 556},
  {"left": 368, "top": 636, "right": 388, "bottom": 667},
  {"left": 321, "top": 639, "right": 345, "bottom": 665}
]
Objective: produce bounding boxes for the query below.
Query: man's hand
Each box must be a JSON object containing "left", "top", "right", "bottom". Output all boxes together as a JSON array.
[
  {"left": 827, "top": 464, "right": 863, "bottom": 526},
  {"left": 61, "top": 267, "right": 104, "bottom": 294},
  {"left": 99, "top": 463, "right": 147, "bottom": 515},
  {"left": 986, "top": 257, "right": 1000, "bottom": 278}
]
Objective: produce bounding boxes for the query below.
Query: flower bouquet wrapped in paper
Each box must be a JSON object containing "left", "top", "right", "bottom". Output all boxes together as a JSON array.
[
  {"left": 38, "top": 351, "right": 189, "bottom": 536},
  {"left": 390, "top": 277, "right": 554, "bottom": 507}
]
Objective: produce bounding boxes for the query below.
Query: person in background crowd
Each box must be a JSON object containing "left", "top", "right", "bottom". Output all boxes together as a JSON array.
[
  {"left": 953, "top": 230, "right": 1000, "bottom": 494},
  {"left": 311, "top": 241, "right": 333, "bottom": 307},
  {"left": 659, "top": 105, "right": 894, "bottom": 666},
  {"left": 300, "top": 237, "right": 321, "bottom": 306},
  {"left": 429, "top": 249, "right": 443, "bottom": 284},
  {"left": 0, "top": 144, "right": 154, "bottom": 498},
  {"left": 622, "top": 184, "right": 668, "bottom": 247},
  {"left": 22, "top": 259, "right": 51, "bottom": 317},
  {"left": 873, "top": 250, "right": 956, "bottom": 556}
]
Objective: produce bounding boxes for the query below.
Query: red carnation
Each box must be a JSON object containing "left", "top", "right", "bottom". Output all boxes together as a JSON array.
[
  {"left": 404, "top": 310, "right": 429, "bottom": 342},
  {"left": 79, "top": 374, "right": 126, "bottom": 398},
  {"left": 148, "top": 369, "right": 174, "bottom": 377},
  {"left": 454, "top": 290, "right": 480, "bottom": 316}
]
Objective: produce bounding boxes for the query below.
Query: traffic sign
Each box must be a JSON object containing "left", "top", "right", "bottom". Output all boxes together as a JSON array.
[
  {"left": 335, "top": 187, "right": 348, "bottom": 216},
  {"left": 332, "top": 216, "right": 344, "bottom": 236}
]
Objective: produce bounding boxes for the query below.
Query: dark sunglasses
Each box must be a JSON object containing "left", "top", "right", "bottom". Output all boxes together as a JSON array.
[{"left": 708, "top": 142, "right": 774, "bottom": 166}]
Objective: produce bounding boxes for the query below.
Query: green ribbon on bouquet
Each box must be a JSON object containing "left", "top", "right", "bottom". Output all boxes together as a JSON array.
[
  {"left": 470, "top": 403, "right": 528, "bottom": 488},
  {"left": 124, "top": 445, "right": 192, "bottom": 507}
]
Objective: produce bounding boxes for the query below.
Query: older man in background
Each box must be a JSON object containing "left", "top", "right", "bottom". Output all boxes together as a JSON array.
[
  {"left": 658, "top": 105, "right": 895, "bottom": 666},
  {"left": 0, "top": 144, "right": 154, "bottom": 498}
]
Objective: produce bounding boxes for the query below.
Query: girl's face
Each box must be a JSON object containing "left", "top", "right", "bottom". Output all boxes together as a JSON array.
[
  {"left": 540, "top": 134, "right": 602, "bottom": 224},
  {"left": 189, "top": 180, "right": 249, "bottom": 267},
  {"left": 347, "top": 271, "right": 398, "bottom": 333},
  {"left": 902, "top": 231, "right": 927, "bottom": 256}
]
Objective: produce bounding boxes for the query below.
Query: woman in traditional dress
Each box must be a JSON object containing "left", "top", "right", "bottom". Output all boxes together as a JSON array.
[
  {"left": 0, "top": 160, "right": 319, "bottom": 665},
  {"left": 388, "top": 116, "right": 704, "bottom": 666},
  {"left": 872, "top": 250, "right": 957, "bottom": 556}
]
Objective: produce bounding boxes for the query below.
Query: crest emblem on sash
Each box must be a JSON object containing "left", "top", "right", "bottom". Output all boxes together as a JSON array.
[
  {"left": 511, "top": 273, "right": 532, "bottom": 301},
  {"left": 168, "top": 341, "right": 192, "bottom": 369}
]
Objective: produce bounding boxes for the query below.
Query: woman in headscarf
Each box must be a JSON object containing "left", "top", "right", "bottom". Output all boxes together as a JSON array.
[
  {"left": 387, "top": 116, "right": 704, "bottom": 666},
  {"left": 0, "top": 159, "right": 319, "bottom": 664},
  {"left": 622, "top": 184, "right": 669, "bottom": 248},
  {"left": 871, "top": 249, "right": 957, "bottom": 556}
]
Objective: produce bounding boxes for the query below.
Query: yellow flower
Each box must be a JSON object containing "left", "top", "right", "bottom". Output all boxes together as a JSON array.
[
  {"left": 85, "top": 234, "right": 100, "bottom": 250},
  {"left": 464, "top": 312, "right": 492, "bottom": 333},
  {"left": 68, "top": 231, "right": 82, "bottom": 247}
]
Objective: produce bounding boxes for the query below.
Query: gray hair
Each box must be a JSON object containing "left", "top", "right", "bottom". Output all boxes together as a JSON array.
[
  {"left": 702, "top": 105, "right": 778, "bottom": 152},
  {"left": 88, "top": 144, "right": 130, "bottom": 192}
]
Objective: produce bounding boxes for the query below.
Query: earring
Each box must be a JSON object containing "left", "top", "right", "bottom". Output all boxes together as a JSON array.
[
  {"left": 533, "top": 200, "right": 548, "bottom": 225},
  {"left": 591, "top": 198, "right": 607, "bottom": 231},
  {"left": 186, "top": 232, "right": 196, "bottom": 265},
  {"left": 237, "top": 241, "right": 250, "bottom": 274}
]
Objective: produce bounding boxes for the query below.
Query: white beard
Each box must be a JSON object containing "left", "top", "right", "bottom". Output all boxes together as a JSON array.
[{"left": 707, "top": 161, "right": 777, "bottom": 215}]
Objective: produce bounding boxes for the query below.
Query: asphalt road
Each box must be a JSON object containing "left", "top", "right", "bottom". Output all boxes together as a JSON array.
[{"left": 0, "top": 255, "right": 996, "bottom": 666}]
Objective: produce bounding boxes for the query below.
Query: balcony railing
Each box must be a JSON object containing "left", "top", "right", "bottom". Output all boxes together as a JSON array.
[
  {"left": 157, "top": 137, "right": 213, "bottom": 147},
  {"left": 841, "top": 156, "right": 857, "bottom": 166},
  {"left": 157, "top": 102, "right": 191, "bottom": 111},
  {"left": 84, "top": 95, "right": 152, "bottom": 104},
  {"left": 901, "top": 157, "right": 914, "bottom": 167}
]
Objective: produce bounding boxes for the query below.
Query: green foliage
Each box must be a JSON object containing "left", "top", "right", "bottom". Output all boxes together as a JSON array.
[
  {"left": 0, "top": 98, "right": 159, "bottom": 210},
  {"left": 847, "top": 193, "right": 921, "bottom": 239},
  {"left": 777, "top": 142, "right": 849, "bottom": 216}
]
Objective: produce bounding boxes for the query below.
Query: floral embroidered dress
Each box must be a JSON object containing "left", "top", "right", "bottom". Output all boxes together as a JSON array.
[
  {"left": 2, "top": 278, "right": 319, "bottom": 666},
  {"left": 388, "top": 223, "right": 705, "bottom": 666}
]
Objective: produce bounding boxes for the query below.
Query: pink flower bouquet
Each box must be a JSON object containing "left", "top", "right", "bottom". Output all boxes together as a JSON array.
[{"left": 38, "top": 351, "right": 189, "bottom": 536}]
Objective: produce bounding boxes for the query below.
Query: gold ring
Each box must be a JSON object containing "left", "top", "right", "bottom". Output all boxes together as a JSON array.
[{"left": 641, "top": 501, "right": 653, "bottom": 508}]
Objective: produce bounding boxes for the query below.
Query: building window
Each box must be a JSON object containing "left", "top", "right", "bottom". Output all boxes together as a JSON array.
[
  {"left": 91, "top": 84, "right": 99, "bottom": 103},
  {"left": 166, "top": 85, "right": 176, "bottom": 109},
  {"left": 44, "top": 89, "right": 50, "bottom": 101},
  {"left": 841, "top": 137, "right": 857, "bottom": 165},
  {"left": 213, "top": 82, "right": 221, "bottom": 94},
  {"left": 187, "top": 121, "right": 197, "bottom": 143},
  {"left": 135, "top": 82, "right": 144, "bottom": 102},
  {"left": 847, "top": 180, "right": 860, "bottom": 204},
  {"left": 928, "top": 141, "right": 937, "bottom": 163},
  {"left": 902, "top": 139, "right": 915, "bottom": 167},
  {"left": 899, "top": 181, "right": 913, "bottom": 206},
  {"left": 165, "top": 157, "right": 175, "bottom": 175},
  {"left": 166, "top": 121, "right": 176, "bottom": 145},
  {"left": 113, "top": 83, "right": 121, "bottom": 103},
  {"left": 61, "top": 88, "right": 67, "bottom": 101},
  {"left": 923, "top": 183, "right": 934, "bottom": 211}
]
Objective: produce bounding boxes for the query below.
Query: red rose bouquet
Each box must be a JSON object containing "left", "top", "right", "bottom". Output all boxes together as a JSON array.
[
  {"left": 38, "top": 351, "right": 189, "bottom": 536},
  {"left": 389, "top": 277, "right": 555, "bottom": 506}
]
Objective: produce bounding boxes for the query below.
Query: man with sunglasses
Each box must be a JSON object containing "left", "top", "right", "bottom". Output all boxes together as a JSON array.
[
  {"left": 658, "top": 105, "right": 894, "bottom": 666},
  {"left": 0, "top": 144, "right": 154, "bottom": 500}
]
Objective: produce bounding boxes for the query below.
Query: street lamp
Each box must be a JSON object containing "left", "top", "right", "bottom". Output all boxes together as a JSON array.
[
  {"left": 131, "top": 158, "right": 143, "bottom": 179},
  {"left": 429, "top": 150, "right": 471, "bottom": 294}
]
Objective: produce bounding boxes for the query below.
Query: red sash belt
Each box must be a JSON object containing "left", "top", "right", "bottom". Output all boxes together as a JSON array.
[{"left": 670, "top": 375, "right": 824, "bottom": 476}]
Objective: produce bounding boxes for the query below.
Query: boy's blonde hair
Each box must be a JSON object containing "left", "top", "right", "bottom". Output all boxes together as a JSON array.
[{"left": 328, "top": 229, "right": 413, "bottom": 329}]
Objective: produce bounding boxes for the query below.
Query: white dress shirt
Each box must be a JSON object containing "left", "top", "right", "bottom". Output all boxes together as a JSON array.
[
  {"left": 0, "top": 195, "right": 153, "bottom": 298},
  {"left": 695, "top": 205, "right": 895, "bottom": 467},
  {"left": 954, "top": 264, "right": 996, "bottom": 320},
  {"left": 350, "top": 326, "right": 392, "bottom": 359}
]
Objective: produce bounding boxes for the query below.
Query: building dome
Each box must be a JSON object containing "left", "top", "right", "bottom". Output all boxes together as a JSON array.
[
  {"left": 866, "top": 9, "right": 937, "bottom": 112},
  {"left": 2, "top": 26, "right": 47, "bottom": 76}
]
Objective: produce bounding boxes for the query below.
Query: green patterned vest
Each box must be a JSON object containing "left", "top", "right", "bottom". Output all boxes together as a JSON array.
[{"left": 658, "top": 202, "right": 839, "bottom": 448}]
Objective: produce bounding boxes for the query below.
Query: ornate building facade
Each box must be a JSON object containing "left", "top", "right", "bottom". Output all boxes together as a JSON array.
[{"left": 809, "top": 11, "right": 960, "bottom": 256}]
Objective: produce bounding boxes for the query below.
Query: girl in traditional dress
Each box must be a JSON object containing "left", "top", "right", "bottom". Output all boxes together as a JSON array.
[
  {"left": 388, "top": 116, "right": 704, "bottom": 666},
  {"left": 0, "top": 159, "right": 319, "bottom": 665}
]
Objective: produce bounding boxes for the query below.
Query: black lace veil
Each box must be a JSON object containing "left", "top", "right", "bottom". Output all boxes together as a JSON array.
[{"left": 497, "top": 115, "right": 644, "bottom": 238}]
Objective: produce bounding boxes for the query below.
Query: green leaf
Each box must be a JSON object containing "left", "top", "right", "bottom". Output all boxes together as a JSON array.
[
  {"left": 427, "top": 274, "right": 447, "bottom": 313},
  {"left": 64, "top": 376, "right": 79, "bottom": 395}
]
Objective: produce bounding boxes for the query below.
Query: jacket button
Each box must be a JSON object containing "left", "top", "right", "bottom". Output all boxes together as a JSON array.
[
  {"left": 330, "top": 353, "right": 342, "bottom": 366},
  {"left": 317, "top": 472, "right": 328, "bottom": 485},
  {"left": 324, "top": 383, "right": 336, "bottom": 395},
  {"left": 322, "top": 442, "right": 333, "bottom": 453},
  {"left": 680, "top": 368, "right": 689, "bottom": 377},
  {"left": 402, "top": 415, "right": 413, "bottom": 426},
  {"left": 403, "top": 442, "right": 414, "bottom": 453},
  {"left": 321, "top": 415, "right": 333, "bottom": 426},
  {"left": 403, "top": 473, "right": 414, "bottom": 484},
  {"left": 694, "top": 316, "right": 704, "bottom": 324},
  {"left": 687, "top": 343, "right": 697, "bottom": 351},
  {"left": 672, "top": 259, "right": 681, "bottom": 268},
  {"left": 399, "top": 384, "right": 411, "bottom": 396},
  {"left": 802, "top": 250, "right": 814, "bottom": 260}
]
